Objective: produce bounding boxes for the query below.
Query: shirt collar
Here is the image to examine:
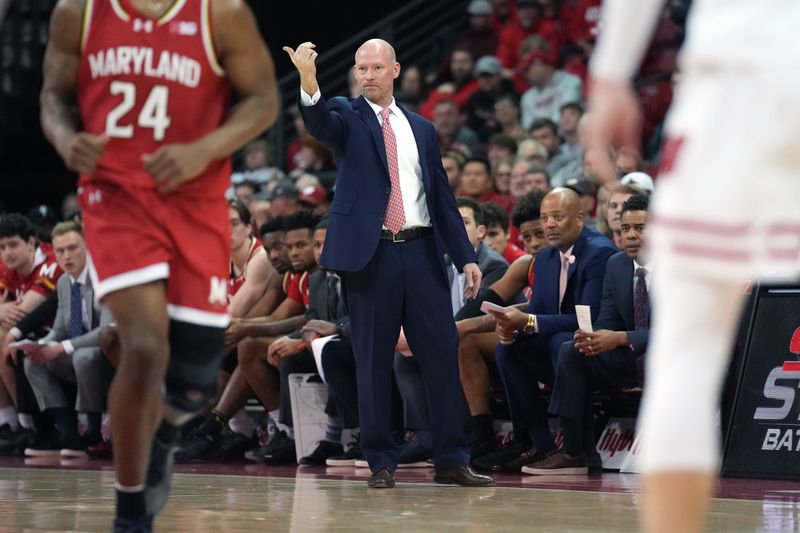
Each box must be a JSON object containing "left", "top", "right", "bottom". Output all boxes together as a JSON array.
[
  {"left": 560, "top": 245, "right": 575, "bottom": 260},
  {"left": 633, "top": 259, "right": 649, "bottom": 273},
  {"left": 70, "top": 265, "right": 89, "bottom": 285},
  {"left": 365, "top": 96, "right": 401, "bottom": 119}
]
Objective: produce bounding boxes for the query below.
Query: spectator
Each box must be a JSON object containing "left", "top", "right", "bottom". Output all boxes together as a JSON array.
[
  {"left": 291, "top": 136, "right": 335, "bottom": 178},
  {"left": 60, "top": 192, "right": 81, "bottom": 223},
  {"left": 607, "top": 183, "right": 645, "bottom": 248},
  {"left": 286, "top": 107, "right": 309, "bottom": 172},
  {"left": 493, "top": 94, "right": 527, "bottom": 143},
  {"left": 614, "top": 146, "right": 644, "bottom": 176},
  {"left": 520, "top": 50, "right": 582, "bottom": 127},
  {"left": 232, "top": 139, "right": 286, "bottom": 186},
  {"left": 487, "top": 133, "right": 518, "bottom": 170},
  {"left": 459, "top": 158, "right": 501, "bottom": 204},
  {"left": 441, "top": 150, "right": 467, "bottom": 192},
  {"left": 465, "top": 56, "right": 517, "bottom": 142},
  {"left": 489, "top": 156, "right": 515, "bottom": 212},
  {"left": 496, "top": 0, "right": 559, "bottom": 76},
  {"left": 620, "top": 171, "right": 655, "bottom": 195},
  {"left": 475, "top": 188, "right": 616, "bottom": 472},
  {"left": 233, "top": 180, "right": 260, "bottom": 207},
  {"left": 396, "top": 65, "right": 428, "bottom": 111},
  {"left": 523, "top": 194, "right": 650, "bottom": 475},
  {"left": 433, "top": 99, "right": 484, "bottom": 158},
  {"left": 529, "top": 118, "right": 580, "bottom": 187},
  {"left": 22, "top": 221, "right": 114, "bottom": 457},
  {"left": 297, "top": 184, "right": 331, "bottom": 216},
  {"left": 481, "top": 201, "right": 527, "bottom": 264},
  {"left": 516, "top": 139, "right": 548, "bottom": 166},
  {"left": 448, "top": 1, "right": 501, "bottom": 69},
  {"left": 509, "top": 158, "right": 550, "bottom": 200},
  {"left": 269, "top": 182, "right": 301, "bottom": 217},
  {"left": 489, "top": 0, "right": 517, "bottom": 33},
  {"left": 419, "top": 48, "right": 480, "bottom": 120},
  {"left": 559, "top": 102, "right": 584, "bottom": 156}
]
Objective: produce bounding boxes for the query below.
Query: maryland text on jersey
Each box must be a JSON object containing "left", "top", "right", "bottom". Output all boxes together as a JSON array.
[{"left": 87, "top": 47, "right": 201, "bottom": 88}]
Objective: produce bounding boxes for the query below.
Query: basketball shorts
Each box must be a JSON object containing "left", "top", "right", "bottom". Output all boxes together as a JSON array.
[
  {"left": 80, "top": 181, "right": 231, "bottom": 328},
  {"left": 650, "top": 68, "right": 800, "bottom": 282}
]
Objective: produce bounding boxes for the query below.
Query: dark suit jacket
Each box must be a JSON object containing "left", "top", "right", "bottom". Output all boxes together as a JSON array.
[
  {"left": 289, "top": 270, "right": 350, "bottom": 340},
  {"left": 475, "top": 241, "right": 508, "bottom": 288},
  {"left": 300, "top": 95, "right": 477, "bottom": 277},
  {"left": 594, "top": 251, "right": 650, "bottom": 354},
  {"left": 526, "top": 227, "right": 617, "bottom": 338}
]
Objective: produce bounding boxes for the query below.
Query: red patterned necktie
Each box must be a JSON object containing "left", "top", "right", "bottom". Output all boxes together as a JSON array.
[{"left": 380, "top": 107, "right": 406, "bottom": 234}]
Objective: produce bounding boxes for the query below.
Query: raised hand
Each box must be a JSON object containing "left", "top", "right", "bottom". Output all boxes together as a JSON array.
[{"left": 282, "top": 42, "right": 319, "bottom": 95}]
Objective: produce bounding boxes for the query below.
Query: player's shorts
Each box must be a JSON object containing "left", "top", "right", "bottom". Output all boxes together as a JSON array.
[
  {"left": 80, "top": 181, "right": 231, "bottom": 328},
  {"left": 650, "top": 67, "right": 800, "bottom": 282}
]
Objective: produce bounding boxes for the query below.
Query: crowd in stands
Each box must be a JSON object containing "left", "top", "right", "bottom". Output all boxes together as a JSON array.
[{"left": 0, "top": 0, "right": 687, "bottom": 475}]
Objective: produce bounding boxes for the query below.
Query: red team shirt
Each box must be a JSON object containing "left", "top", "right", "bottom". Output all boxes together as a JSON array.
[
  {"left": 228, "top": 237, "right": 261, "bottom": 300},
  {"left": 0, "top": 246, "right": 62, "bottom": 302},
  {"left": 76, "top": 0, "right": 233, "bottom": 323},
  {"left": 77, "top": 0, "right": 231, "bottom": 197},
  {"left": 283, "top": 271, "right": 311, "bottom": 308}
]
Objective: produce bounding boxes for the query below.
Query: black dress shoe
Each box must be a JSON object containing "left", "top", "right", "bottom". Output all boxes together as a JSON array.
[
  {"left": 368, "top": 468, "right": 395, "bottom": 489},
  {"left": 434, "top": 465, "right": 495, "bottom": 487}
]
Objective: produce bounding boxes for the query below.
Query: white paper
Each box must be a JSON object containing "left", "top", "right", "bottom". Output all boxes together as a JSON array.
[
  {"left": 480, "top": 301, "right": 508, "bottom": 315},
  {"left": 310, "top": 334, "right": 339, "bottom": 383},
  {"left": 575, "top": 305, "right": 593, "bottom": 332}
]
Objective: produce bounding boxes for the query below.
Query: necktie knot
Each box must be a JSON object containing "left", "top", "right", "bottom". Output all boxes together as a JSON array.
[
  {"left": 381, "top": 107, "right": 391, "bottom": 121},
  {"left": 636, "top": 267, "right": 647, "bottom": 281}
]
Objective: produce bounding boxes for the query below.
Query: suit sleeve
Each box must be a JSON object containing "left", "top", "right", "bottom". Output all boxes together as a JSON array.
[
  {"left": 428, "top": 131, "right": 477, "bottom": 270},
  {"left": 298, "top": 94, "right": 349, "bottom": 154},
  {"left": 536, "top": 247, "right": 615, "bottom": 337},
  {"left": 43, "top": 277, "right": 70, "bottom": 342},
  {"left": 593, "top": 258, "right": 627, "bottom": 332}
]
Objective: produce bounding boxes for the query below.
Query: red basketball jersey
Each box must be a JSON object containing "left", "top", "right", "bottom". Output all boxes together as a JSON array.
[{"left": 77, "top": 0, "right": 231, "bottom": 196}]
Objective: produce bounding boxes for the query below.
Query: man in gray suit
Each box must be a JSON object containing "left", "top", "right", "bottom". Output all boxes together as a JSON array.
[{"left": 22, "top": 221, "right": 114, "bottom": 457}]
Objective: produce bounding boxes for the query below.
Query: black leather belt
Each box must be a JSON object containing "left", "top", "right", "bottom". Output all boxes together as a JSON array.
[{"left": 380, "top": 226, "right": 433, "bottom": 242}]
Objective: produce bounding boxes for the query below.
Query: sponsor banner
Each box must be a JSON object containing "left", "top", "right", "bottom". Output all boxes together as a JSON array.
[
  {"left": 722, "top": 285, "right": 800, "bottom": 479},
  {"left": 597, "top": 417, "right": 637, "bottom": 471}
]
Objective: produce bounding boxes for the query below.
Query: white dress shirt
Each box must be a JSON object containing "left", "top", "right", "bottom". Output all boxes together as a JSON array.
[
  {"left": 632, "top": 260, "right": 652, "bottom": 293},
  {"left": 300, "top": 89, "right": 431, "bottom": 229}
]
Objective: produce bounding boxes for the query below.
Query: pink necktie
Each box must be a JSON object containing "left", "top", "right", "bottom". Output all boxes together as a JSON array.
[
  {"left": 381, "top": 107, "right": 406, "bottom": 234},
  {"left": 558, "top": 253, "right": 570, "bottom": 307}
]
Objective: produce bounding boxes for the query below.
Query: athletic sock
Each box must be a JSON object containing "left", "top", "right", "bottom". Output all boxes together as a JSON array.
[
  {"left": 115, "top": 483, "right": 146, "bottom": 521},
  {"left": 268, "top": 409, "right": 293, "bottom": 437},
  {"left": 0, "top": 406, "right": 18, "bottom": 429},
  {"left": 227, "top": 409, "right": 254, "bottom": 438},
  {"left": 324, "top": 416, "right": 342, "bottom": 443}
]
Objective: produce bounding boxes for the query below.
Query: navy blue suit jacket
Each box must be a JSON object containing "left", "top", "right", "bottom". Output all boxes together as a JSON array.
[
  {"left": 300, "top": 95, "right": 476, "bottom": 276},
  {"left": 526, "top": 227, "right": 617, "bottom": 338},
  {"left": 594, "top": 251, "right": 650, "bottom": 354}
]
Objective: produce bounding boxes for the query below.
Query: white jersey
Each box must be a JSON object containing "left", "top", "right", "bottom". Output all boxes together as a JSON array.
[
  {"left": 682, "top": 0, "right": 800, "bottom": 71},
  {"left": 591, "top": 0, "right": 800, "bottom": 80}
]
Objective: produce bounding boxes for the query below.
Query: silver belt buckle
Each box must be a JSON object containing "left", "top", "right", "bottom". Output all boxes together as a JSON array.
[{"left": 392, "top": 231, "right": 406, "bottom": 243}]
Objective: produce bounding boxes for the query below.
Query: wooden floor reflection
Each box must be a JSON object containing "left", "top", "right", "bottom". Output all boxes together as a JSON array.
[{"left": 0, "top": 465, "right": 796, "bottom": 532}]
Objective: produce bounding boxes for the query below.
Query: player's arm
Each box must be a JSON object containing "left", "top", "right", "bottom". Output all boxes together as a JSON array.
[
  {"left": 228, "top": 249, "right": 274, "bottom": 318},
  {"left": 40, "top": 0, "right": 109, "bottom": 174},
  {"left": 585, "top": 0, "right": 665, "bottom": 184},
  {"left": 205, "top": 0, "right": 279, "bottom": 159},
  {"left": 144, "top": 0, "right": 279, "bottom": 191},
  {"left": 489, "top": 254, "right": 532, "bottom": 302}
]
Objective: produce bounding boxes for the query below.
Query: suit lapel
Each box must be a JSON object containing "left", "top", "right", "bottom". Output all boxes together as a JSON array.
[
  {"left": 565, "top": 229, "right": 588, "bottom": 285},
  {"left": 354, "top": 96, "right": 389, "bottom": 177}
]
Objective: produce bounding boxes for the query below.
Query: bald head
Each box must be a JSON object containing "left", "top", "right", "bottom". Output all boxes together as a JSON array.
[
  {"left": 353, "top": 39, "right": 400, "bottom": 108},
  {"left": 544, "top": 187, "right": 582, "bottom": 215},
  {"left": 355, "top": 39, "right": 396, "bottom": 62},
  {"left": 540, "top": 187, "right": 585, "bottom": 251}
]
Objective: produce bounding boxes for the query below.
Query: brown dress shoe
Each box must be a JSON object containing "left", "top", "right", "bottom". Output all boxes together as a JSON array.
[
  {"left": 434, "top": 465, "right": 495, "bottom": 486},
  {"left": 368, "top": 468, "right": 396, "bottom": 488}
]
